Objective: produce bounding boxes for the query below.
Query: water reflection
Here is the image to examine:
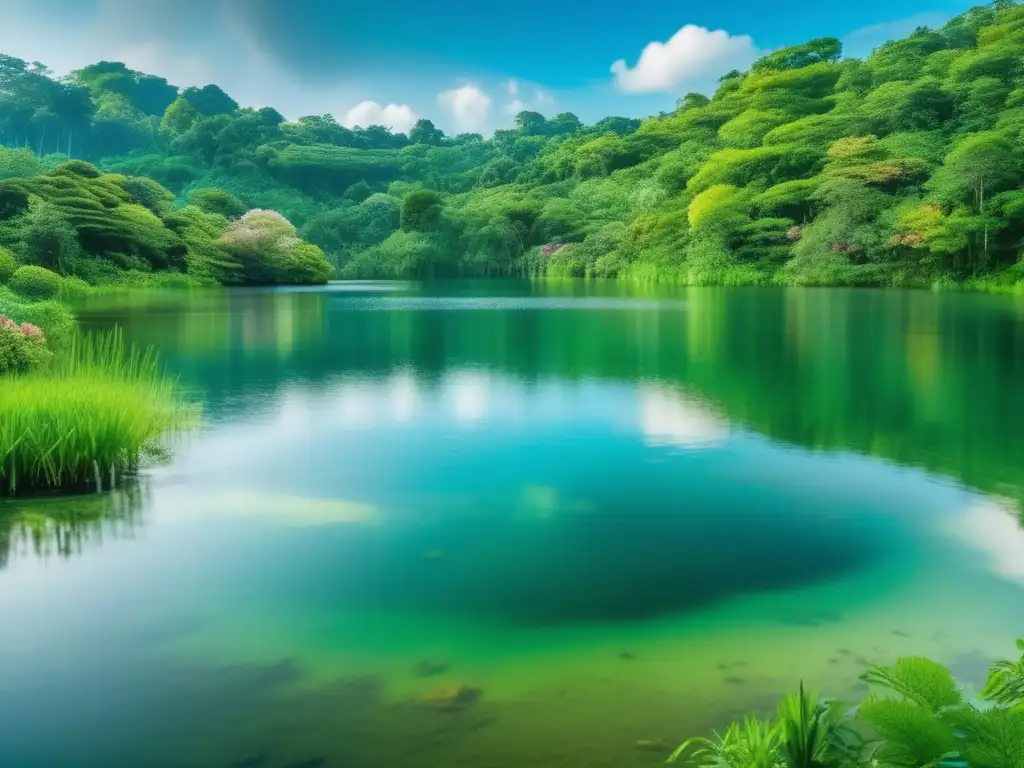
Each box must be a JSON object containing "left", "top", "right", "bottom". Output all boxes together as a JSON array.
[
  {"left": 639, "top": 385, "right": 730, "bottom": 448},
  {"left": 81, "top": 284, "right": 1023, "bottom": 508},
  {"left": 0, "top": 486, "right": 148, "bottom": 568},
  {"left": 947, "top": 499, "right": 1024, "bottom": 583}
]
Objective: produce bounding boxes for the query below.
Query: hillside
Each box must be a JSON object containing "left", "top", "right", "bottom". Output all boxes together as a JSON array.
[{"left": 3, "top": 1, "right": 1024, "bottom": 288}]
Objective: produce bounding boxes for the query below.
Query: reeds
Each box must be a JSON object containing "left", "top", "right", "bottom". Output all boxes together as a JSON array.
[{"left": 0, "top": 328, "right": 190, "bottom": 494}]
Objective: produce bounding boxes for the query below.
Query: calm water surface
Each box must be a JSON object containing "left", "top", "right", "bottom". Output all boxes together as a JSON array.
[{"left": 2, "top": 281, "right": 1024, "bottom": 767}]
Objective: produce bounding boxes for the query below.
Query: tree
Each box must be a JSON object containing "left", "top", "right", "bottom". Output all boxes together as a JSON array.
[
  {"left": 161, "top": 95, "right": 200, "bottom": 135},
  {"left": 548, "top": 112, "right": 583, "bottom": 136},
  {"left": 409, "top": 118, "right": 444, "bottom": 145},
  {"left": 218, "top": 209, "right": 332, "bottom": 284},
  {"left": 15, "top": 196, "right": 80, "bottom": 274},
  {"left": 181, "top": 84, "right": 238, "bottom": 116},
  {"left": 930, "top": 131, "right": 1021, "bottom": 260},
  {"left": 400, "top": 189, "right": 443, "bottom": 232},
  {"left": 73, "top": 61, "right": 178, "bottom": 116},
  {"left": 677, "top": 93, "right": 710, "bottom": 111},
  {"left": 752, "top": 38, "right": 842, "bottom": 71},
  {"left": 515, "top": 110, "right": 548, "bottom": 137}
]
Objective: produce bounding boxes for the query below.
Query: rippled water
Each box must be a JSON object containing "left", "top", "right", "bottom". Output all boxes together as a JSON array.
[{"left": 1, "top": 282, "right": 1023, "bottom": 767}]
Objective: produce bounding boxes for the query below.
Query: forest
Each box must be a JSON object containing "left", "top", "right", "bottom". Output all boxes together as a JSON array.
[{"left": 3, "top": 1, "right": 1024, "bottom": 288}]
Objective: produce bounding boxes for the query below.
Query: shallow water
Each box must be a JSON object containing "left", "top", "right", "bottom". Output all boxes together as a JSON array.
[{"left": 2, "top": 282, "right": 1024, "bottom": 767}]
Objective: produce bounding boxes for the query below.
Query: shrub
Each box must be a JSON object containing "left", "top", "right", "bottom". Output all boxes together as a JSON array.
[
  {"left": 0, "top": 247, "right": 17, "bottom": 283},
  {"left": 0, "top": 288, "right": 76, "bottom": 350},
  {"left": 188, "top": 187, "right": 246, "bottom": 219},
  {"left": 9, "top": 265, "right": 63, "bottom": 301},
  {"left": 0, "top": 315, "right": 51, "bottom": 373}
]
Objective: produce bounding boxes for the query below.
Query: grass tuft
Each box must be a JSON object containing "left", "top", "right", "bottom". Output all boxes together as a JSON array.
[{"left": 0, "top": 328, "right": 193, "bottom": 494}]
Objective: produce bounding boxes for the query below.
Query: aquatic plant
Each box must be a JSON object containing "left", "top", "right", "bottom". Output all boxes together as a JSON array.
[
  {"left": 667, "top": 716, "right": 782, "bottom": 768},
  {"left": 980, "top": 639, "right": 1024, "bottom": 706},
  {"left": 668, "top": 641, "right": 1024, "bottom": 768},
  {"left": 777, "top": 685, "right": 861, "bottom": 768},
  {"left": 0, "top": 328, "right": 191, "bottom": 493}
]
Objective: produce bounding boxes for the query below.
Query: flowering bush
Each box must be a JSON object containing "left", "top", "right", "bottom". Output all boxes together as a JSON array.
[
  {"left": 218, "top": 209, "right": 332, "bottom": 285},
  {"left": 0, "top": 314, "right": 51, "bottom": 373}
]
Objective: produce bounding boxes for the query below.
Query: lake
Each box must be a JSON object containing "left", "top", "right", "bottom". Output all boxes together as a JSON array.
[{"left": 2, "top": 281, "right": 1023, "bottom": 767}]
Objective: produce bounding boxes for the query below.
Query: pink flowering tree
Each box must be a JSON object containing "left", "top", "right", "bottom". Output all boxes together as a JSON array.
[{"left": 218, "top": 210, "right": 331, "bottom": 285}]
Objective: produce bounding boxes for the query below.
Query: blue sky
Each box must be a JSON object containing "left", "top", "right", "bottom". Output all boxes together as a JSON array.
[{"left": 0, "top": 0, "right": 976, "bottom": 135}]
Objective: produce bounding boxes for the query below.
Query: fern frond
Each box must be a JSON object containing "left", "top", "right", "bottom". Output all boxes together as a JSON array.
[{"left": 860, "top": 657, "right": 962, "bottom": 712}]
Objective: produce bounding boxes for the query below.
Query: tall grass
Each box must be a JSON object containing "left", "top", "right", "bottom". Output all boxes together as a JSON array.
[{"left": 0, "top": 328, "right": 190, "bottom": 494}]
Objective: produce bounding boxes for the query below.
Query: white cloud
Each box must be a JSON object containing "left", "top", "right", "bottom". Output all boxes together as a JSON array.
[
  {"left": 504, "top": 98, "right": 527, "bottom": 115},
  {"left": 342, "top": 100, "right": 419, "bottom": 133},
  {"left": 501, "top": 85, "right": 555, "bottom": 117},
  {"left": 611, "top": 24, "right": 760, "bottom": 94},
  {"left": 437, "top": 84, "right": 492, "bottom": 133}
]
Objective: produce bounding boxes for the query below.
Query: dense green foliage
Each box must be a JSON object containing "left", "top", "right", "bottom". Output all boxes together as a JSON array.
[
  {"left": 9, "top": 264, "right": 61, "bottom": 300},
  {"left": 670, "top": 641, "right": 1024, "bottom": 768},
  {"left": 0, "top": 328, "right": 187, "bottom": 493},
  {"left": 0, "top": 314, "right": 50, "bottom": 372},
  {"left": 0, "top": 286, "right": 74, "bottom": 349},
  {"left": 4, "top": 3, "right": 1024, "bottom": 286}
]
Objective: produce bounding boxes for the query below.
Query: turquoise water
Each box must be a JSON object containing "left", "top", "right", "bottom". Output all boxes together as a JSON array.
[{"left": 1, "top": 282, "right": 1023, "bottom": 767}]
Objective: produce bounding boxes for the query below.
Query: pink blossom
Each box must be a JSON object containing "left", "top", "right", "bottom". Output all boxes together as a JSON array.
[{"left": 0, "top": 315, "right": 46, "bottom": 343}]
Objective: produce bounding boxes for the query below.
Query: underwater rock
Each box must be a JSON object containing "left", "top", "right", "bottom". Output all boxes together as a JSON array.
[
  {"left": 837, "top": 648, "right": 852, "bottom": 655},
  {"left": 422, "top": 549, "right": 445, "bottom": 560},
  {"left": 422, "top": 683, "right": 482, "bottom": 711},
  {"left": 724, "top": 676, "right": 746, "bottom": 686},
  {"left": 619, "top": 651, "right": 636, "bottom": 660},
  {"left": 635, "top": 739, "right": 673, "bottom": 753},
  {"left": 414, "top": 659, "right": 450, "bottom": 677},
  {"left": 892, "top": 630, "right": 913, "bottom": 638}
]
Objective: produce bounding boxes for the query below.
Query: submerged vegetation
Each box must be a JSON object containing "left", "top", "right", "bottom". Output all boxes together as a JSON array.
[
  {"left": 5, "top": 3, "right": 1024, "bottom": 286},
  {"left": 0, "top": 328, "right": 187, "bottom": 494},
  {"left": 671, "top": 642, "right": 1024, "bottom": 768}
]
